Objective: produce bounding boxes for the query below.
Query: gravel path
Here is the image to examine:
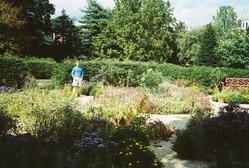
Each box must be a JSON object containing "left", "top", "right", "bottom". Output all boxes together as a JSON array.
[{"left": 76, "top": 96, "right": 249, "bottom": 168}]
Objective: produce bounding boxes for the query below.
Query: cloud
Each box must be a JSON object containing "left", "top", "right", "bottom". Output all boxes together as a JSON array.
[
  {"left": 170, "top": 0, "right": 248, "bottom": 27},
  {"left": 175, "top": 2, "right": 217, "bottom": 27},
  {"left": 50, "top": 0, "right": 115, "bottom": 19},
  {"left": 50, "top": 0, "right": 248, "bottom": 27}
]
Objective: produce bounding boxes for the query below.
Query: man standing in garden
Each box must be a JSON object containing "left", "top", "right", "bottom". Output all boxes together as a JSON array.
[{"left": 71, "top": 60, "right": 84, "bottom": 97}]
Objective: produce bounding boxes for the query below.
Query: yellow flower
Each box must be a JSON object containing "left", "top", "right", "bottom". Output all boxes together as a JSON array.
[
  {"left": 119, "top": 152, "right": 123, "bottom": 155},
  {"left": 128, "top": 163, "right": 132, "bottom": 166},
  {"left": 129, "top": 152, "right": 132, "bottom": 155},
  {"left": 154, "top": 163, "right": 158, "bottom": 166},
  {"left": 135, "top": 142, "right": 139, "bottom": 146},
  {"left": 137, "top": 160, "right": 140, "bottom": 163}
]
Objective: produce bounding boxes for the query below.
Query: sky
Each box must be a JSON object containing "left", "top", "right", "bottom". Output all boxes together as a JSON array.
[{"left": 49, "top": 0, "right": 249, "bottom": 28}]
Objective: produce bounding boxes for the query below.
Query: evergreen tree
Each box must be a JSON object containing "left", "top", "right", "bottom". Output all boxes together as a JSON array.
[
  {"left": 79, "top": 0, "right": 112, "bottom": 58},
  {"left": 94, "top": 0, "right": 177, "bottom": 62},
  {"left": 195, "top": 23, "right": 220, "bottom": 66},
  {"left": 51, "top": 10, "right": 82, "bottom": 60}
]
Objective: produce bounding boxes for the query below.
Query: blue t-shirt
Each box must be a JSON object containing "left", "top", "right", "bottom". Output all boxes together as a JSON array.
[{"left": 71, "top": 66, "right": 84, "bottom": 79}]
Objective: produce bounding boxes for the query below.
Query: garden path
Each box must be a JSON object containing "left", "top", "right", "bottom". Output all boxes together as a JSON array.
[{"left": 75, "top": 96, "right": 249, "bottom": 168}]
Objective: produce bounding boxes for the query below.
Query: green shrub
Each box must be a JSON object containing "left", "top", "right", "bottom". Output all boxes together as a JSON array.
[
  {"left": 52, "top": 59, "right": 156, "bottom": 87},
  {"left": 33, "top": 104, "right": 87, "bottom": 145},
  {"left": 80, "top": 82, "right": 97, "bottom": 96},
  {"left": 186, "top": 110, "right": 213, "bottom": 128},
  {"left": 23, "top": 57, "right": 56, "bottom": 79},
  {"left": 0, "top": 89, "right": 87, "bottom": 144},
  {"left": 0, "top": 107, "right": 17, "bottom": 137},
  {"left": 174, "top": 103, "right": 249, "bottom": 166},
  {"left": 202, "top": 103, "right": 249, "bottom": 166},
  {"left": 172, "top": 127, "right": 210, "bottom": 160},
  {"left": 157, "top": 63, "right": 249, "bottom": 87},
  {"left": 110, "top": 125, "right": 163, "bottom": 168},
  {"left": 212, "top": 89, "right": 248, "bottom": 103},
  {"left": 51, "top": 59, "right": 249, "bottom": 88},
  {"left": 80, "top": 82, "right": 104, "bottom": 96},
  {"left": 225, "top": 94, "right": 248, "bottom": 104},
  {"left": 51, "top": 59, "right": 72, "bottom": 87},
  {"left": 0, "top": 56, "right": 28, "bottom": 88},
  {"left": 72, "top": 131, "right": 115, "bottom": 168},
  {"left": 178, "top": 110, "right": 213, "bottom": 159},
  {"left": 140, "top": 68, "right": 163, "bottom": 90}
]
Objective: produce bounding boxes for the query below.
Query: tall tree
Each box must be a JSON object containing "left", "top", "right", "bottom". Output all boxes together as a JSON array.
[
  {"left": 177, "top": 27, "right": 203, "bottom": 65},
  {"left": 3, "top": 0, "right": 55, "bottom": 56},
  {"left": 79, "top": 0, "right": 112, "bottom": 58},
  {"left": 212, "top": 6, "right": 238, "bottom": 33},
  {"left": 216, "top": 29, "right": 249, "bottom": 69},
  {"left": 168, "top": 20, "right": 186, "bottom": 64},
  {"left": 196, "top": 23, "right": 220, "bottom": 66},
  {"left": 51, "top": 10, "right": 82, "bottom": 60},
  {"left": 94, "top": 0, "right": 176, "bottom": 62},
  {"left": 0, "top": 0, "right": 26, "bottom": 54}
]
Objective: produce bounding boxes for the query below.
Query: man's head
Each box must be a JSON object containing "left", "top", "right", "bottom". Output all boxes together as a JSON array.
[{"left": 76, "top": 60, "right": 80, "bottom": 66}]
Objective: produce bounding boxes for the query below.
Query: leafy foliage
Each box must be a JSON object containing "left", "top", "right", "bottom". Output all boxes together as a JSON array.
[
  {"left": 110, "top": 125, "right": 163, "bottom": 168},
  {"left": 2, "top": 0, "right": 55, "bottom": 56},
  {"left": 216, "top": 29, "right": 249, "bottom": 69},
  {"left": 176, "top": 27, "right": 203, "bottom": 65},
  {"left": 94, "top": 0, "right": 177, "bottom": 62},
  {"left": 140, "top": 68, "right": 163, "bottom": 89},
  {"left": 0, "top": 107, "right": 17, "bottom": 137},
  {"left": 0, "top": 0, "right": 26, "bottom": 54},
  {"left": 0, "top": 56, "right": 28, "bottom": 88},
  {"left": 212, "top": 6, "right": 238, "bottom": 33},
  {"left": 23, "top": 57, "right": 56, "bottom": 79},
  {"left": 172, "top": 127, "right": 209, "bottom": 160},
  {"left": 212, "top": 88, "right": 248, "bottom": 104},
  {"left": 173, "top": 103, "right": 249, "bottom": 166}
]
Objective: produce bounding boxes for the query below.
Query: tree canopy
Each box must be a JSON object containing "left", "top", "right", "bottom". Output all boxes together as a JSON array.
[
  {"left": 216, "top": 29, "right": 249, "bottom": 68},
  {"left": 212, "top": 6, "right": 238, "bottom": 33},
  {"left": 93, "top": 0, "right": 177, "bottom": 62},
  {"left": 2, "top": 0, "right": 55, "bottom": 56},
  {"left": 0, "top": 0, "right": 26, "bottom": 54},
  {"left": 79, "top": 0, "right": 112, "bottom": 58},
  {"left": 51, "top": 10, "right": 82, "bottom": 59},
  {"left": 196, "top": 23, "right": 220, "bottom": 66}
]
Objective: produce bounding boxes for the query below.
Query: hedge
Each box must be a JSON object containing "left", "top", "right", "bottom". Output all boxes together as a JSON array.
[
  {"left": 2, "top": 56, "right": 249, "bottom": 88},
  {"left": 0, "top": 57, "right": 28, "bottom": 88},
  {"left": 52, "top": 59, "right": 249, "bottom": 88},
  {"left": 52, "top": 59, "right": 157, "bottom": 87},
  {"left": 23, "top": 57, "right": 57, "bottom": 79}
]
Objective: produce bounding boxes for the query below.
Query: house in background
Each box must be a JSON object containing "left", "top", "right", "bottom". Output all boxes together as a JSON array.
[{"left": 241, "top": 5, "right": 249, "bottom": 30}]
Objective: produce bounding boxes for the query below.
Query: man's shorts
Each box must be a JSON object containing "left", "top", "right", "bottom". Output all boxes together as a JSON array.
[{"left": 72, "top": 77, "right": 82, "bottom": 87}]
